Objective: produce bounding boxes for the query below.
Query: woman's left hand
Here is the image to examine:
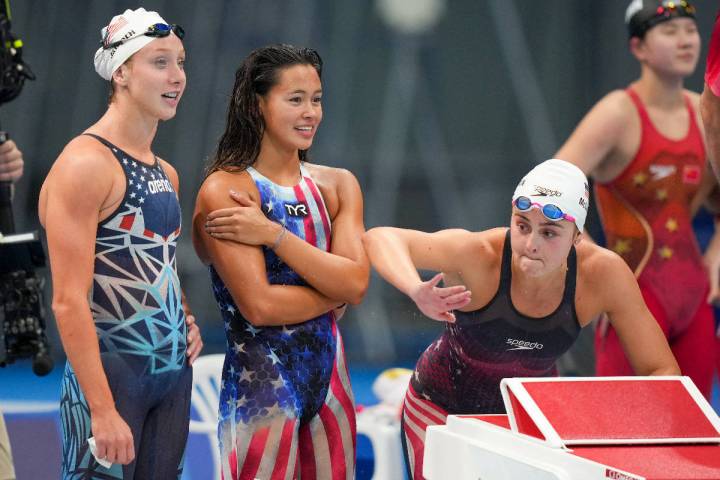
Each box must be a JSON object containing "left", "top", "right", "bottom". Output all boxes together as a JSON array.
[
  {"left": 185, "top": 313, "right": 203, "bottom": 365},
  {"left": 205, "top": 190, "right": 279, "bottom": 246}
]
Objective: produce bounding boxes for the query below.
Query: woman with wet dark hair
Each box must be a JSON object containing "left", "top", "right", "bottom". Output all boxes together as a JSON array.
[{"left": 193, "top": 44, "right": 368, "bottom": 479}]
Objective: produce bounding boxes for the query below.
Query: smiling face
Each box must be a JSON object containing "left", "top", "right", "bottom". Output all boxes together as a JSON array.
[
  {"left": 632, "top": 17, "right": 700, "bottom": 79},
  {"left": 509, "top": 207, "right": 578, "bottom": 278},
  {"left": 258, "top": 64, "right": 322, "bottom": 155},
  {"left": 113, "top": 34, "right": 186, "bottom": 121}
]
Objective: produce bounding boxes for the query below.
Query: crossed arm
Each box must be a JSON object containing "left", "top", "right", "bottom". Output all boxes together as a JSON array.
[
  {"left": 204, "top": 168, "right": 369, "bottom": 305},
  {"left": 194, "top": 170, "right": 361, "bottom": 326}
]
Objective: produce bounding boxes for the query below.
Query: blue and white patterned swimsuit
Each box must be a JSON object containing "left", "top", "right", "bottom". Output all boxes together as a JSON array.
[{"left": 60, "top": 134, "right": 191, "bottom": 480}]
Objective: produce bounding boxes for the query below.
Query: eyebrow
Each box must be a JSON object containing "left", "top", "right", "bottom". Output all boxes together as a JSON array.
[
  {"left": 149, "top": 47, "right": 185, "bottom": 55},
  {"left": 514, "top": 213, "right": 564, "bottom": 228},
  {"left": 288, "top": 89, "right": 322, "bottom": 94}
]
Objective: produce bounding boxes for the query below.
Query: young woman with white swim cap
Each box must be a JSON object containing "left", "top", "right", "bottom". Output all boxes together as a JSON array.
[
  {"left": 39, "top": 8, "right": 202, "bottom": 478},
  {"left": 362, "top": 158, "right": 680, "bottom": 480}
]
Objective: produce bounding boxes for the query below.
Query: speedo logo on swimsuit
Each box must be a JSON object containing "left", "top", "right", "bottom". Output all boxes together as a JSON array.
[
  {"left": 649, "top": 164, "right": 676, "bottom": 181},
  {"left": 506, "top": 338, "right": 544, "bottom": 351},
  {"left": 284, "top": 202, "right": 308, "bottom": 217},
  {"left": 147, "top": 178, "right": 173, "bottom": 194},
  {"left": 533, "top": 185, "right": 561, "bottom": 197}
]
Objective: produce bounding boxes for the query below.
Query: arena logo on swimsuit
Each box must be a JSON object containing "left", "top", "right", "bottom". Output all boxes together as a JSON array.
[{"left": 147, "top": 178, "right": 172, "bottom": 194}]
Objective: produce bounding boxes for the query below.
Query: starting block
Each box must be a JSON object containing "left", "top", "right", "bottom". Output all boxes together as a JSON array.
[{"left": 424, "top": 377, "right": 720, "bottom": 479}]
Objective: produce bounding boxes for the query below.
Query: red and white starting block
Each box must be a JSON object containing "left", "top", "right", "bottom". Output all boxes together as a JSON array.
[{"left": 424, "top": 376, "right": 720, "bottom": 479}]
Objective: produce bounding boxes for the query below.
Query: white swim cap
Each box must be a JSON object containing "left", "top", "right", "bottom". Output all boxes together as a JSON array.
[
  {"left": 512, "top": 159, "right": 590, "bottom": 232},
  {"left": 93, "top": 8, "right": 171, "bottom": 81}
]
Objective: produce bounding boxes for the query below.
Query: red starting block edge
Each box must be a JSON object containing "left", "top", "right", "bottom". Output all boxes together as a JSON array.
[
  {"left": 423, "top": 377, "right": 720, "bottom": 480},
  {"left": 499, "top": 376, "right": 720, "bottom": 448},
  {"left": 424, "top": 414, "right": 649, "bottom": 480}
]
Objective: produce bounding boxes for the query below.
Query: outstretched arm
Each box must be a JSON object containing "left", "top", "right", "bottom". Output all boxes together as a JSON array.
[
  {"left": 42, "top": 144, "right": 134, "bottom": 465},
  {"left": 193, "top": 172, "right": 341, "bottom": 326},
  {"left": 204, "top": 169, "right": 369, "bottom": 304},
  {"left": 362, "top": 227, "right": 473, "bottom": 322}
]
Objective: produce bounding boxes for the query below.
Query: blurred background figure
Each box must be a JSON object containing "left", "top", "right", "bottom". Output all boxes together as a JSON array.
[{"left": 555, "top": 0, "right": 719, "bottom": 398}]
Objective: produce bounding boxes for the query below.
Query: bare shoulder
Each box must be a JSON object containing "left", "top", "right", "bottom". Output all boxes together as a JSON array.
[
  {"left": 197, "top": 169, "right": 258, "bottom": 209},
  {"left": 445, "top": 228, "right": 503, "bottom": 293},
  {"left": 157, "top": 157, "right": 178, "bottom": 178},
  {"left": 593, "top": 89, "right": 636, "bottom": 121},
  {"left": 43, "top": 135, "right": 120, "bottom": 196},
  {"left": 685, "top": 88, "right": 701, "bottom": 106},
  {"left": 685, "top": 89, "right": 705, "bottom": 132},
  {"left": 576, "top": 240, "right": 634, "bottom": 287},
  {"left": 453, "top": 227, "right": 504, "bottom": 264},
  {"left": 304, "top": 163, "right": 358, "bottom": 187},
  {"left": 39, "top": 135, "right": 121, "bottom": 226},
  {"left": 52, "top": 135, "right": 117, "bottom": 174}
]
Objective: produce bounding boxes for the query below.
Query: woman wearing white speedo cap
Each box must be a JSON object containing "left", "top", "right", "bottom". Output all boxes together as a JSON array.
[
  {"left": 39, "top": 7, "right": 202, "bottom": 479},
  {"left": 362, "top": 159, "right": 680, "bottom": 480}
]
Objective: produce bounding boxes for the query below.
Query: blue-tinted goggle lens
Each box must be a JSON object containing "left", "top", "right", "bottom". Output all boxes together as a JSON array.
[
  {"left": 146, "top": 23, "right": 185, "bottom": 40},
  {"left": 514, "top": 196, "right": 565, "bottom": 221}
]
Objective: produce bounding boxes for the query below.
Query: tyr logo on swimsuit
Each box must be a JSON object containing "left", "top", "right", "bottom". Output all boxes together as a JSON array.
[{"left": 284, "top": 202, "right": 308, "bottom": 217}]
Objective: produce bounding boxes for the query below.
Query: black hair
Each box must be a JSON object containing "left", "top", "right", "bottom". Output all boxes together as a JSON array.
[
  {"left": 627, "top": 0, "right": 696, "bottom": 39},
  {"left": 207, "top": 44, "right": 323, "bottom": 175}
]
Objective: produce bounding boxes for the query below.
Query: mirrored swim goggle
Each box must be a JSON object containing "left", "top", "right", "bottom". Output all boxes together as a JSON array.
[
  {"left": 513, "top": 196, "right": 576, "bottom": 223},
  {"left": 102, "top": 23, "right": 185, "bottom": 50}
]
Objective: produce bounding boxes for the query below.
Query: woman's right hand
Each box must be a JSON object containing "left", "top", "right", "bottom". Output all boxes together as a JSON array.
[
  {"left": 205, "top": 190, "right": 281, "bottom": 247},
  {"left": 90, "top": 408, "right": 135, "bottom": 465},
  {"left": 408, "top": 273, "right": 471, "bottom": 323}
]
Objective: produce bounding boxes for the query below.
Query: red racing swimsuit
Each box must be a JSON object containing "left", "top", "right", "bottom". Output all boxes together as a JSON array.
[{"left": 594, "top": 87, "right": 714, "bottom": 397}]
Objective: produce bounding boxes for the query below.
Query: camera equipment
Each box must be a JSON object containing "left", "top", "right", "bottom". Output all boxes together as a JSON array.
[
  {"left": 0, "top": 0, "right": 52, "bottom": 376},
  {"left": 0, "top": 0, "right": 34, "bottom": 106},
  {"left": 0, "top": 232, "right": 52, "bottom": 375}
]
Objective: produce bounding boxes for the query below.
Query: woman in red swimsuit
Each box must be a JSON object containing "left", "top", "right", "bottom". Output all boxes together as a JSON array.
[{"left": 556, "top": 0, "right": 719, "bottom": 397}]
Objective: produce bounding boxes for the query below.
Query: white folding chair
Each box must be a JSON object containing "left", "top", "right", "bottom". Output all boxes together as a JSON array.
[
  {"left": 189, "top": 353, "right": 225, "bottom": 480},
  {"left": 356, "top": 412, "right": 406, "bottom": 480}
]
